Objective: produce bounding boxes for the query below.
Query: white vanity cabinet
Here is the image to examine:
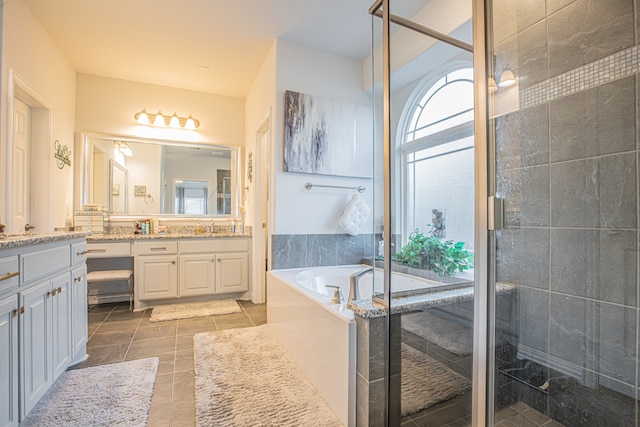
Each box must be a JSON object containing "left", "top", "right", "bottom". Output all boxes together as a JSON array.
[
  {"left": 0, "top": 294, "right": 19, "bottom": 427},
  {"left": 133, "top": 237, "right": 250, "bottom": 308},
  {"left": 216, "top": 252, "right": 249, "bottom": 293},
  {"left": 0, "top": 235, "right": 88, "bottom": 425},
  {"left": 137, "top": 241, "right": 178, "bottom": 300},
  {"left": 71, "top": 266, "right": 88, "bottom": 358}
]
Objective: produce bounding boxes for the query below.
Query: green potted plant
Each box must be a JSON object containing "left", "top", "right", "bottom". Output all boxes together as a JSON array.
[{"left": 392, "top": 227, "right": 473, "bottom": 277}]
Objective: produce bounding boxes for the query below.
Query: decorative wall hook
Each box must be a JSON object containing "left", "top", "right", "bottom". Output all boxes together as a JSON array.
[
  {"left": 247, "top": 151, "right": 253, "bottom": 183},
  {"left": 54, "top": 140, "right": 71, "bottom": 169}
]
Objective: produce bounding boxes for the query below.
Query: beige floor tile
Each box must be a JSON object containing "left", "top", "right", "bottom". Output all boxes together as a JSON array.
[
  {"left": 172, "top": 399, "right": 196, "bottom": 427},
  {"left": 126, "top": 338, "right": 176, "bottom": 359},
  {"left": 133, "top": 323, "right": 178, "bottom": 341},
  {"left": 174, "top": 357, "right": 194, "bottom": 372},
  {"left": 147, "top": 403, "right": 172, "bottom": 427}
]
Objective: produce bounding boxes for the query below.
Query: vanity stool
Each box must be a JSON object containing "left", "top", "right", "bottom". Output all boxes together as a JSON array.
[{"left": 86, "top": 269, "right": 134, "bottom": 311}]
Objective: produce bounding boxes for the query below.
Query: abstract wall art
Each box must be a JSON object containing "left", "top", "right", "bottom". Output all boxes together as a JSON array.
[{"left": 283, "top": 90, "right": 372, "bottom": 178}]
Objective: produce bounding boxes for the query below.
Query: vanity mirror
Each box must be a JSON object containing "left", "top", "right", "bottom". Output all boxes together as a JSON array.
[{"left": 81, "top": 133, "right": 240, "bottom": 218}]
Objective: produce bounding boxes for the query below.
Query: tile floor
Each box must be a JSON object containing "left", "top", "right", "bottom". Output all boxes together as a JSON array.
[
  {"left": 72, "top": 300, "right": 266, "bottom": 427},
  {"left": 74, "top": 301, "right": 563, "bottom": 427}
]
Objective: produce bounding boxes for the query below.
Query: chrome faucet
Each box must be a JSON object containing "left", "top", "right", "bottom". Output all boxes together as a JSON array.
[
  {"left": 325, "top": 285, "right": 344, "bottom": 304},
  {"left": 349, "top": 267, "right": 373, "bottom": 302},
  {"left": 24, "top": 223, "right": 36, "bottom": 233}
]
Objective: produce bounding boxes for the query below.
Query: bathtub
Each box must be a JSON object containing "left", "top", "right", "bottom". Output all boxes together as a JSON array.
[{"left": 267, "top": 264, "right": 470, "bottom": 426}]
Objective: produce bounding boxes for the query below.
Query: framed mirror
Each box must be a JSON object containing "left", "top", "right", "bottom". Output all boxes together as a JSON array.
[{"left": 81, "top": 133, "right": 241, "bottom": 218}]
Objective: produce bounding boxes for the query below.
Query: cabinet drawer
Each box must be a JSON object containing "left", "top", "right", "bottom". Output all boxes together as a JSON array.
[
  {"left": 137, "top": 241, "right": 178, "bottom": 255},
  {"left": 85, "top": 242, "right": 131, "bottom": 258},
  {"left": 180, "top": 239, "right": 249, "bottom": 254},
  {"left": 0, "top": 255, "right": 19, "bottom": 292},
  {"left": 72, "top": 241, "right": 88, "bottom": 265},
  {"left": 21, "top": 245, "right": 70, "bottom": 284}
]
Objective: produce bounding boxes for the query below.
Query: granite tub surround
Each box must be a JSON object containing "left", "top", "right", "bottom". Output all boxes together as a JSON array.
[
  {"left": 272, "top": 233, "right": 375, "bottom": 269},
  {"left": 348, "top": 283, "right": 513, "bottom": 319},
  {"left": 0, "top": 231, "right": 90, "bottom": 249}
]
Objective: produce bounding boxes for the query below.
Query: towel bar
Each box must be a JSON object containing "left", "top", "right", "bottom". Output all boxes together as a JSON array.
[{"left": 305, "top": 182, "right": 366, "bottom": 193}]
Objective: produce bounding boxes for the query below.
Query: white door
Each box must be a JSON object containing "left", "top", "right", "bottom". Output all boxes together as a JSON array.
[
  {"left": 12, "top": 98, "right": 31, "bottom": 233},
  {"left": 256, "top": 130, "right": 271, "bottom": 302},
  {"left": 0, "top": 294, "right": 18, "bottom": 427},
  {"left": 216, "top": 253, "right": 248, "bottom": 293},
  {"left": 51, "top": 273, "right": 72, "bottom": 381},
  {"left": 138, "top": 256, "right": 178, "bottom": 299},
  {"left": 71, "top": 266, "right": 88, "bottom": 360},
  {"left": 179, "top": 254, "right": 216, "bottom": 296},
  {"left": 20, "top": 280, "right": 52, "bottom": 418}
]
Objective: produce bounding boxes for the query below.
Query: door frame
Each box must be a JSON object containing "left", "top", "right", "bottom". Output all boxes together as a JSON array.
[
  {"left": 251, "top": 109, "right": 272, "bottom": 304},
  {"left": 6, "top": 69, "right": 54, "bottom": 233}
]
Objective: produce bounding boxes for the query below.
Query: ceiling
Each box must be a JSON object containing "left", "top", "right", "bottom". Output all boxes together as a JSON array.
[{"left": 22, "top": 0, "right": 398, "bottom": 98}]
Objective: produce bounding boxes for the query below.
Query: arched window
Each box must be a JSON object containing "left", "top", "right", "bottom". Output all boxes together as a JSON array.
[{"left": 399, "top": 66, "right": 474, "bottom": 249}]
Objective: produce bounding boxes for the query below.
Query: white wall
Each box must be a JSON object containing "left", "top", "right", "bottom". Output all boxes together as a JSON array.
[
  {"left": 75, "top": 74, "right": 245, "bottom": 211},
  {"left": 245, "top": 41, "right": 277, "bottom": 229},
  {"left": 273, "top": 39, "right": 374, "bottom": 235},
  {"left": 1, "top": 0, "right": 77, "bottom": 231}
]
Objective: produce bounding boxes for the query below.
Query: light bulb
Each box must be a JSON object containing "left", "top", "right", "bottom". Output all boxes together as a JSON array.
[
  {"left": 185, "top": 115, "right": 196, "bottom": 130},
  {"left": 136, "top": 109, "right": 149, "bottom": 125},
  {"left": 153, "top": 111, "right": 166, "bottom": 126},
  {"left": 169, "top": 113, "right": 180, "bottom": 128}
]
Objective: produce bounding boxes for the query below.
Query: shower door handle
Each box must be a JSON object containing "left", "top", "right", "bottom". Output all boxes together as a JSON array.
[{"left": 488, "top": 196, "right": 505, "bottom": 231}]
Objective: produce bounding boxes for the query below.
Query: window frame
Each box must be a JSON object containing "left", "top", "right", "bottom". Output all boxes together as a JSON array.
[{"left": 396, "top": 63, "right": 474, "bottom": 244}]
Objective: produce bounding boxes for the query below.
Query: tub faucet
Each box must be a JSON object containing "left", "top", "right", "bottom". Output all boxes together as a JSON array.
[
  {"left": 349, "top": 267, "right": 373, "bottom": 302},
  {"left": 325, "top": 285, "right": 344, "bottom": 304}
]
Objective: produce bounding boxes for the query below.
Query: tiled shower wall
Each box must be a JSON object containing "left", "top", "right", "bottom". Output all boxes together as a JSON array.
[
  {"left": 493, "top": 0, "right": 638, "bottom": 423},
  {"left": 272, "top": 233, "right": 375, "bottom": 269}
]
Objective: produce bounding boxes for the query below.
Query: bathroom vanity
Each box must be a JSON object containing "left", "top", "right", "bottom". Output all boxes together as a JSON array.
[
  {"left": 86, "top": 233, "right": 251, "bottom": 311},
  {"left": 0, "top": 232, "right": 89, "bottom": 425}
]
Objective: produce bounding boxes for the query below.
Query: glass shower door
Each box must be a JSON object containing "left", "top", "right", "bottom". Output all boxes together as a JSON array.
[{"left": 488, "top": 0, "right": 638, "bottom": 425}]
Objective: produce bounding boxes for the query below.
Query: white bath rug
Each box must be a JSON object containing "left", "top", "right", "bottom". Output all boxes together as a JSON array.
[
  {"left": 21, "top": 357, "right": 158, "bottom": 427},
  {"left": 401, "top": 310, "right": 473, "bottom": 356},
  {"left": 401, "top": 343, "right": 471, "bottom": 416},
  {"left": 194, "top": 325, "right": 343, "bottom": 426},
  {"left": 150, "top": 299, "right": 241, "bottom": 322}
]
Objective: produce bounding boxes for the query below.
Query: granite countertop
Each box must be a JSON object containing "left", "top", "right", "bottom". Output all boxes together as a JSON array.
[
  {"left": 347, "top": 283, "right": 514, "bottom": 318},
  {"left": 0, "top": 231, "right": 91, "bottom": 250},
  {"left": 87, "top": 232, "right": 252, "bottom": 241}
]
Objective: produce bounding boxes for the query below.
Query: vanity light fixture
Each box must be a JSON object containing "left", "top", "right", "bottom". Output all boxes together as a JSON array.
[
  {"left": 134, "top": 109, "right": 200, "bottom": 129},
  {"left": 115, "top": 140, "right": 133, "bottom": 157},
  {"left": 498, "top": 70, "right": 517, "bottom": 88}
]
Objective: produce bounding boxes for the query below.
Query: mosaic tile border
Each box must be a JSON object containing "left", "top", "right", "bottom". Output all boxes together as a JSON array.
[{"left": 520, "top": 45, "right": 639, "bottom": 109}]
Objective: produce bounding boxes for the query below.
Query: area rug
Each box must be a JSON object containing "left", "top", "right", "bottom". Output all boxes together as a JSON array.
[
  {"left": 150, "top": 299, "right": 241, "bottom": 322},
  {"left": 194, "top": 325, "right": 343, "bottom": 426},
  {"left": 21, "top": 357, "right": 158, "bottom": 427},
  {"left": 401, "top": 310, "right": 473, "bottom": 356},
  {"left": 401, "top": 343, "right": 471, "bottom": 416}
]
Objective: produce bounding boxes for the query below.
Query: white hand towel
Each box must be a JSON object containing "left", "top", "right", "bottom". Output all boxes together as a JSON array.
[{"left": 338, "top": 194, "right": 371, "bottom": 236}]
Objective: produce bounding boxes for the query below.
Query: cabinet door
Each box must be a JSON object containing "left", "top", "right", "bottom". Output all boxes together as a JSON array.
[
  {"left": 179, "top": 254, "right": 216, "bottom": 297},
  {"left": 51, "top": 273, "right": 72, "bottom": 381},
  {"left": 138, "top": 256, "right": 178, "bottom": 300},
  {"left": 0, "top": 295, "right": 18, "bottom": 427},
  {"left": 71, "top": 266, "right": 88, "bottom": 361},
  {"left": 20, "top": 280, "right": 52, "bottom": 418},
  {"left": 216, "top": 253, "right": 248, "bottom": 293}
]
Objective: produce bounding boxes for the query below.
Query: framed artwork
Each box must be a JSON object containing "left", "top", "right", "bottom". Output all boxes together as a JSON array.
[
  {"left": 283, "top": 90, "right": 372, "bottom": 178},
  {"left": 111, "top": 184, "right": 120, "bottom": 196},
  {"left": 134, "top": 185, "right": 147, "bottom": 197}
]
